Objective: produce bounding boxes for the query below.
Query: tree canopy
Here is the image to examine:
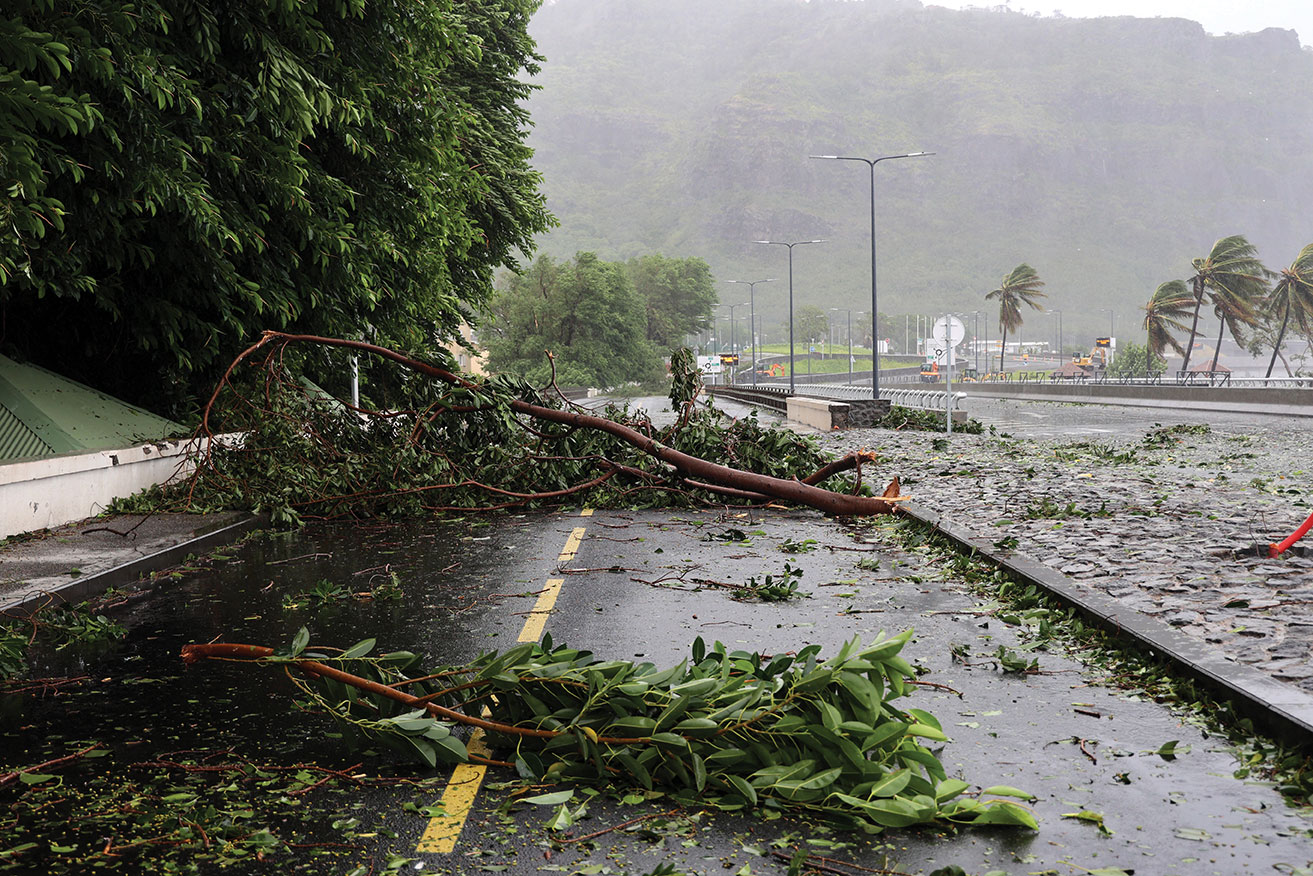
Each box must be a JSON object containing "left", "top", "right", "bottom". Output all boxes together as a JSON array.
[
  {"left": 625, "top": 254, "right": 716, "bottom": 347},
  {"left": 0, "top": 0, "right": 552, "bottom": 416},
  {"left": 483, "top": 252, "right": 661, "bottom": 388}
]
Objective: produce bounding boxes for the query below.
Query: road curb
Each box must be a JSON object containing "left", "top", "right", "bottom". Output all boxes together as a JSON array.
[
  {"left": 900, "top": 501, "right": 1313, "bottom": 743},
  {"left": 2, "top": 514, "right": 266, "bottom": 617}
]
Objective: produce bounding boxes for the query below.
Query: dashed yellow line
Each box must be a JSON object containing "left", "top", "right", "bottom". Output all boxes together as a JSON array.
[
  {"left": 415, "top": 730, "right": 491, "bottom": 853},
  {"left": 417, "top": 510, "right": 591, "bottom": 854},
  {"left": 559, "top": 526, "right": 586, "bottom": 563},
  {"left": 517, "top": 578, "right": 564, "bottom": 644}
]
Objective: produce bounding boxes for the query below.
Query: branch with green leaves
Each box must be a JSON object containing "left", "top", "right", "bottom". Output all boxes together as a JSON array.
[{"left": 182, "top": 629, "right": 1037, "bottom": 833}]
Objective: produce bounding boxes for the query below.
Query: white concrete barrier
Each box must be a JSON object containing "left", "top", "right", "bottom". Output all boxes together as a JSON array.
[
  {"left": 0, "top": 439, "right": 208, "bottom": 539},
  {"left": 786, "top": 396, "right": 850, "bottom": 430}
]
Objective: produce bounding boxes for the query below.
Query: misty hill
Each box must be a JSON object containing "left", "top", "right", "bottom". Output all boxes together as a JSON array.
[{"left": 522, "top": 0, "right": 1313, "bottom": 347}]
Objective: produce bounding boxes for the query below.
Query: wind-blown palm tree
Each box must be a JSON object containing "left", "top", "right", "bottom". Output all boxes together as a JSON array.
[
  {"left": 985, "top": 264, "right": 1046, "bottom": 373},
  {"left": 1141, "top": 280, "right": 1194, "bottom": 367},
  {"left": 1264, "top": 243, "right": 1313, "bottom": 378},
  {"left": 1180, "top": 235, "right": 1269, "bottom": 372}
]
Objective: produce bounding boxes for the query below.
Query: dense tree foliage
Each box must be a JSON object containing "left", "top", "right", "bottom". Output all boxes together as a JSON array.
[
  {"left": 483, "top": 252, "right": 660, "bottom": 388},
  {"left": 624, "top": 254, "right": 716, "bottom": 347},
  {"left": 0, "top": 0, "right": 551, "bottom": 416},
  {"left": 1106, "top": 342, "right": 1165, "bottom": 379}
]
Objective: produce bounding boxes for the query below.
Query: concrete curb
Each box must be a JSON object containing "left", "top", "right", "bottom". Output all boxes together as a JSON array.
[
  {"left": 900, "top": 501, "right": 1313, "bottom": 743},
  {"left": 1, "top": 514, "right": 265, "bottom": 617}
]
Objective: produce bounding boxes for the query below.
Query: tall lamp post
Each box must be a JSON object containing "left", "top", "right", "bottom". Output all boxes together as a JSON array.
[
  {"left": 717, "top": 301, "right": 749, "bottom": 384},
  {"left": 726, "top": 279, "right": 775, "bottom": 387},
  {"left": 1050, "top": 309, "right": 1063, "bottom": 361},
  {"left": 755, "top": 239, "right": 824, "bottom": 395},
  {"left": 970, "top": 311, "right": 982, "bottom": 373},
  {"left": 810, "top": 151, "right": 934, "bottom": 400}
]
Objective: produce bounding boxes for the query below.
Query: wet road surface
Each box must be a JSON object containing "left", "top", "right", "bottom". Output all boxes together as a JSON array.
[{"left": 4, "top": 508, "right": 1311, "bottom": 875}]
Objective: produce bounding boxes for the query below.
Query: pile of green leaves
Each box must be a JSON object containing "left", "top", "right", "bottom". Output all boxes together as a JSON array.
[
  {"left": 137, "top": 347, "right": 863, "bottom": 522},
  {"left": 875, "top": 407, "right": 984, "bottom": 434},
  {"left": 0, "top": 605, "right": 125, "bottom": 683},
  {"left": 275, "top": 629, "right": 1038, "bottom": 832}
]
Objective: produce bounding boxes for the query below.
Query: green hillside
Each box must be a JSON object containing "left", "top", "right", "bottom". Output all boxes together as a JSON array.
[{"left": 522, "top": 0, "right": 1313, "bottom": 348}]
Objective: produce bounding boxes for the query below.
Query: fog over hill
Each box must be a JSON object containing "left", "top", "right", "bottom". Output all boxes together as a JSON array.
[{"left": 521, "top": 0, "right": 1313, "bottom": 348}]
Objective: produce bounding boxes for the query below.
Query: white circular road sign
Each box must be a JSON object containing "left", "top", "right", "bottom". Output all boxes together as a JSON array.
[{"left": 931, "top": 315, "right": 965, "bottom": 345}]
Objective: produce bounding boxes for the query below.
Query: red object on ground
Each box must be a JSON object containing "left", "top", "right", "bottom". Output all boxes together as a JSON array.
[{"left": 1270, "top": 509, "right": 1313, "bottom": 557}]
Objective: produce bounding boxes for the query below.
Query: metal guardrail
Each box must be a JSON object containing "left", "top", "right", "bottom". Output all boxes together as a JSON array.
[
  {"left": 879, "top": 388, "right": 968, "bottom": 410},
  {"left": 722, "top": 383, "right": 966, "bottom": 413}
]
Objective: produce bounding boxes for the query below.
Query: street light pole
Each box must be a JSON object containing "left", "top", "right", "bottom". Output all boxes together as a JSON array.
[
  {"left": 810, "top": 151, "right": 934, "bottom": 401},
  {"left": 726, "top": 279, "right": 775, "bottom": 388},
  {"left": 719, "top": 301, "right": 749, "bottom": 384},
  {"left": 755, "top": 240, "right": 824, "bottom": 395},
  {"left": 1051, "top": 309, "right": 1063, "bottom": 361}
]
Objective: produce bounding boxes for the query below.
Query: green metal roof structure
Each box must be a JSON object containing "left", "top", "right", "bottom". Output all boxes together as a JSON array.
[{"left": 0, "top": 355, "right": 186, "bottom": 463}]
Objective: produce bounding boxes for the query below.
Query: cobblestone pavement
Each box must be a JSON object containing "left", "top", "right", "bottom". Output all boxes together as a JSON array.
[{"left": 817, "top": 398, "right": 1313, "bottom": 695}]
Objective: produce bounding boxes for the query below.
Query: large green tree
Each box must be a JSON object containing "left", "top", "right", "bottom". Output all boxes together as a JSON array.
[
  {"left": 1261, "top": 244, "right": 1313, "bottom": 378},
  {"left": 0, "top": 0, "right": 551, "bottom": 416},
  {"left": 985, "top": 264, "right": 1046, "bottom": 373},
  {"left": 1179, "top": 236, "right": 1268, "bottom": 372},
  {"left": 624, "top": 254, "right": 715, "bottom": 349},
  {"left": 483, "top": 252, "right": 659, "bottom": 388}
]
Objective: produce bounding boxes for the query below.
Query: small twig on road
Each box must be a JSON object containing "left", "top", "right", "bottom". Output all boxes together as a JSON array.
[
  {"left": 269, "top": 553, "right": 333, "bottom": 566},
  {"left": 0, "top": 743, "right": 102, "bottom": 789},
  {"left": 557, "top": 807, "right": 680, "bottom": 845},
  {"left": 769, "top": 849, "right": 913, "bottom": 876}
]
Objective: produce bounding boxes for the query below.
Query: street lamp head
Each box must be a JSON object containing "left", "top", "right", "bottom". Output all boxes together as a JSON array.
[{"left": 809, "top": 154, "right": 840, "bottom": 160}]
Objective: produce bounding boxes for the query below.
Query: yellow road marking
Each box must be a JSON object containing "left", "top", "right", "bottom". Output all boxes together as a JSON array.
[
  {"left": 559, "top": 526, "right": 586, "bottom": 563},
  {"left": 417, "top": 511, "right": 590, "bottom": 854},
  {"left": 517, "top": 578, "right": 564, "bottom": 643},
  {"left": 415, "top": 731, "right": 491, "bottom": 853}
]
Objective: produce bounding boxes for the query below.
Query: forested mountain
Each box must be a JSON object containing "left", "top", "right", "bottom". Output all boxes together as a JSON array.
[{"left": 522, "top": 0, "right": 1313, "bottom": 347}]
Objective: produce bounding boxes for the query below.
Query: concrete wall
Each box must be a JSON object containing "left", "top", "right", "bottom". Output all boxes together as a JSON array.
[
  {"left": 786, "top": 396, "right": 849, "bottom": 430},
  {"left": 0, "top": 440, "right": 202, "bottom": 539}
]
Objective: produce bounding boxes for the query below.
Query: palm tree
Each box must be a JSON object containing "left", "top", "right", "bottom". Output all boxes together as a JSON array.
[
  {"left": 1263, "top": 243, "right": 1313, "bottom": 378},
  {"left": 1141, "top": 280, "right": 1193, "bottom": 368},
  {"left": 985, "top": 264, "right": 1046, "bottom": 373},
  {"left": 1180, "top": 235, "right": 1269, "bottom": 372}
]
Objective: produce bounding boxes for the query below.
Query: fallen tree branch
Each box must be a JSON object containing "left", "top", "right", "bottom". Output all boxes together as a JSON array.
[{"left": 199, "top": 333, "right": 904, "bottom": 517}]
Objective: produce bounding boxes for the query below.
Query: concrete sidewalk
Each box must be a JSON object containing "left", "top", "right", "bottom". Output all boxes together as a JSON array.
[{"left": 0, "top": 511, "right": 261, "bottom": 615}]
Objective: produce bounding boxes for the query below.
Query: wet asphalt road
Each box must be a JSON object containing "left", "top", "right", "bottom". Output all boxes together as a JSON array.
[
  {"left": 5, "top": 391, "right": 1313, "bottom": 874},
  {"left": 7, "top": 507, "right": 1307, "bottom": 875}
]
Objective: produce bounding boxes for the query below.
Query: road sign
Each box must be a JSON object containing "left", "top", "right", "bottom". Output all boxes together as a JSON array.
[
  {"left": 697, "top": 355, "right": 722, "bottom": 375},
  {"left": 719, "top": 353, "right": 739, "bottom": 364},
  {"left": 932, "top": 315, "right": 965, "bottom": 346}
]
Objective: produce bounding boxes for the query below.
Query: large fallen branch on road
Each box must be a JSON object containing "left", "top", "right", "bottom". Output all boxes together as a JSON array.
[
  {"left": 186, "top": 331, "right": 902, "bottom": 518},
  {"left": 181, "top": 629, "right": 1037, "bottom": 832}
]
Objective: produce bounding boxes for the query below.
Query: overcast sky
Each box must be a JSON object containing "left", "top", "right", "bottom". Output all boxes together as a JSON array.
[{"left": 931, "top": 0, "right": 1311, "bottom": 46}]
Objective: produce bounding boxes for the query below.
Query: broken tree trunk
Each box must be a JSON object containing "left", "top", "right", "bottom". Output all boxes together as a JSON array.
[{"left": 200, "top": 332, "right": 903, "bottom": 516}]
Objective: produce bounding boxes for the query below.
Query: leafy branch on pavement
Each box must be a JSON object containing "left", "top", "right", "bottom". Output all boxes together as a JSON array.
[
  {"left": 182, "top": 629, "right": 1038, "bottom": 833},
  {"left": 152, "top": 332, "right": 902, "bottom": 523}
]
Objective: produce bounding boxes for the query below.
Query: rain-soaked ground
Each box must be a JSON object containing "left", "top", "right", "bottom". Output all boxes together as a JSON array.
[{"left": 3, "top": 507, "right": 1311, "bottom": 875}]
